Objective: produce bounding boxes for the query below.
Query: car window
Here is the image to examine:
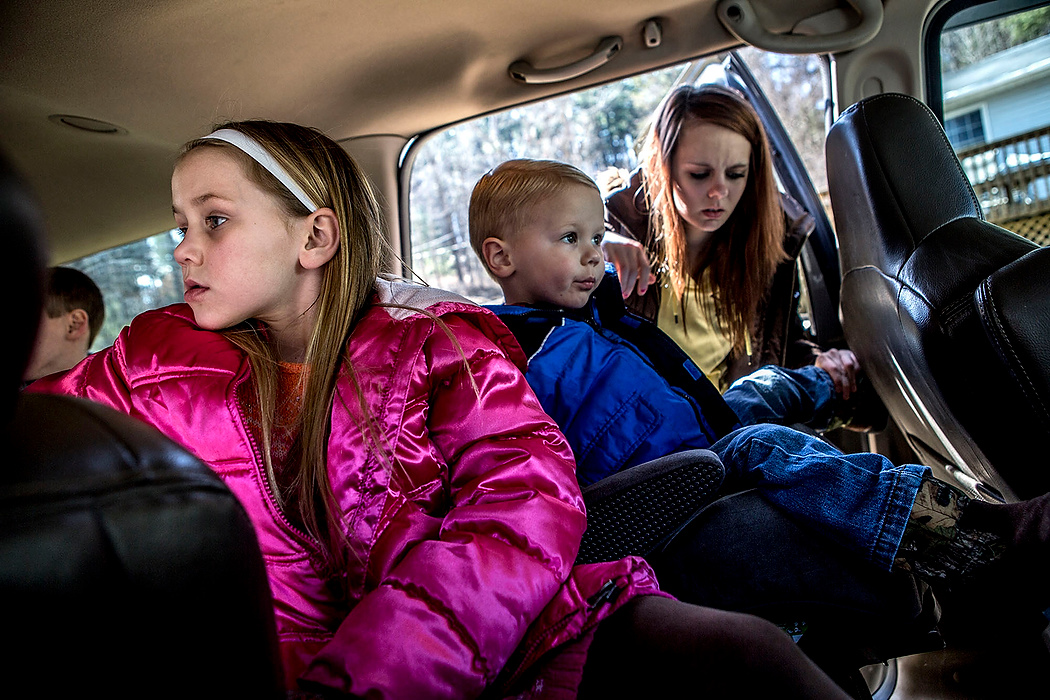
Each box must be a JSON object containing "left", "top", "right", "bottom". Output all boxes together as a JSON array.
[
  {"left": 64, "top": 229, "right": 185, "bottom": 351},
  {"left": 407, "top": 49, "right": 834, "bottom": 304},
  {"left": 70, "top": 49, "right": 836, "bottom": 351},
  {"left": 937, "top": 3, "right": 1050, "bottom": 245},
  {"left": 734, "top": 47, "right": 831, "bottom": 219},
  {"left": 713, "top": 49, "right": 838, "bottom": 345},
  {"left": 406, "top": 63, "right": 687, "bottom": 303}
]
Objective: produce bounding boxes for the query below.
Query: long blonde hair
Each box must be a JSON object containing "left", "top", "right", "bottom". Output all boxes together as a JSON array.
[
  {"left": 640, "top": 84, "right": 785, "bottom": 353},
  {"left": 179, "top": 121, "right": 387, "bottom": 572}
]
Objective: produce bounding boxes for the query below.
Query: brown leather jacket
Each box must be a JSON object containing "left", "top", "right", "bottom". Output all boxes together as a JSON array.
[{"left": 603, "top": 168, "right": 821, "bottom": 388}]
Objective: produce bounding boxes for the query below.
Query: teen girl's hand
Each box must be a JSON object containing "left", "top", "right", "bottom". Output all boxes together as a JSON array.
[
  {"left": 602, "top": 230, "right": 656, "bottom": 299},
  {"left": 814, "top": 348, "right": 861, "bottom": 401}
]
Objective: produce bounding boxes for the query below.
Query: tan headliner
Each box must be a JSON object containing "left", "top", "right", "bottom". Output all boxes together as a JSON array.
[{"left": 0, "top": 0, "right": 841, "bottom": 262}]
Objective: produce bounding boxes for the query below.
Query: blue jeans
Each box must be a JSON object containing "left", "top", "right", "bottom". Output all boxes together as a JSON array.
[
  {"left": 723, "top": 365, "right": 835, "bottom": 429},
  {"left": 710, "top": 423, "right": 930, "bottom": 570}
]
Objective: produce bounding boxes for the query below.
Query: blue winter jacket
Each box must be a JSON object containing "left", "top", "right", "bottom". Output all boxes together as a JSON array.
[{"left": 487, "top": 267, "right": 834, "bottom": 486}]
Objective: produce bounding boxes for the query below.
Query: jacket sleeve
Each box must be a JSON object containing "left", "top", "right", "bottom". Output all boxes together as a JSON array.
[
  {"left": 301, "top": 314, "right": 586, "bottom": 699},
  {"left": 723, "top": 365, "right": 835, "bottom": 428},
  {"left": 603, "top": 167, "right": 648, "bottom": 245}
]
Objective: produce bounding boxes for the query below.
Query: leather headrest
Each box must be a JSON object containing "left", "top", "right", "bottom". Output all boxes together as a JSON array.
[
  {"left": 0, "top": 149, "right": 48, "bottom": 415},
  {"left": 827, "top": 93, "right": 982, "bottom": 276}
]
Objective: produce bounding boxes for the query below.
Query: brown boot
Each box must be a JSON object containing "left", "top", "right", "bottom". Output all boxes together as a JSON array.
[
  {"left": 895, "top": 478, "right": 1006, "bottom": 585},
  {"left": 897, "top": 478, "right": 1050, "bottom": 610}
]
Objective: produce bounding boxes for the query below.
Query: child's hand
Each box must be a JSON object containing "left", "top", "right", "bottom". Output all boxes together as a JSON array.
[
  {"left": 814, "top": 348, "right": 860, "bottom": 400},
  {"left": 602, "top": 231, "right": 656, "bottom": 299}
]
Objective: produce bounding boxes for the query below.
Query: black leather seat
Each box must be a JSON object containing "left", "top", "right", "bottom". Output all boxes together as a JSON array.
[
  {"left": 0, "top": 151, "right": 284, "bottom": 698},
  {"left": 826, "top": 93, "right": 1048, "bottom": 502}
]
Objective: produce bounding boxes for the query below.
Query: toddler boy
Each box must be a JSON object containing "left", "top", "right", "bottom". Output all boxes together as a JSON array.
[{"left": 469, "top": 159, "right": 835, "bottom": 486}]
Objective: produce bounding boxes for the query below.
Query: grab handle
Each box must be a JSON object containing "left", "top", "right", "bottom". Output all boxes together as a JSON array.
[
  {"left": 509, "top": 36, "right": 623, "bottom": 84},
  {"left": 716, "top": 0, "right": 883, "bottom": 54}
]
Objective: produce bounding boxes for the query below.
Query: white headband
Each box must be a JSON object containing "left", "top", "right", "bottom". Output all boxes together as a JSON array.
[{"left": 202, "top": 128, "right": 320, "bottom": 212}]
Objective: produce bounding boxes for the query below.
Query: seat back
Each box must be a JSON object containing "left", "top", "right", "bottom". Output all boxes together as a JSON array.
[
  {"left": 826, "top": 93, "right": 1048, "bottom": 501},
  {"left": 0, "top": 149, "right": 284, "bottom": 698}
]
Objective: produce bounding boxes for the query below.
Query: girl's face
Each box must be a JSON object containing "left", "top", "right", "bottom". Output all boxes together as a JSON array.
[
  {"left": 171, "top": 148, "right": 314, "bottom": 337},
  {"left": 670, "top": 120, "right": 751, "bottom": 241}
]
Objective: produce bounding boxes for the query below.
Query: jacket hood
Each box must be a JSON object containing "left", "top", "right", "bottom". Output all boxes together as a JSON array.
[{"left": 375, "top": 276, "right": 529, "bottom": 373}]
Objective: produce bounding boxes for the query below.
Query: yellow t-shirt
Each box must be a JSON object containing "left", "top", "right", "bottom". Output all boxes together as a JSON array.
[{"left": 656, "top": 278, "right": 734, "bottom": 391}]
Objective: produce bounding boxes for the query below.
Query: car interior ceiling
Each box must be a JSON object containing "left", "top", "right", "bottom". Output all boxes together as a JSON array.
[{"left": 1, "top": 0, "right": 902, "bottom": 265}]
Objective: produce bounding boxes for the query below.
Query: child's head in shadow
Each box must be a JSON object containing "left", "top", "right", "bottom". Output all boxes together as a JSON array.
[{"left": 470, "top": 159, "right": 605, "bottom": 309}]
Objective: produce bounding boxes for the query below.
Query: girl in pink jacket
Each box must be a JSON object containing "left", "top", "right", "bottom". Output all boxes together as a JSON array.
[{"left": 30, "top": 121, "right": 851, "bottom": 699}]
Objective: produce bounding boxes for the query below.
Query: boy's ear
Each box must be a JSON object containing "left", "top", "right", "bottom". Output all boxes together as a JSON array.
[
  {"left": 481, "top": 237, "right": 515, "bottom": 279},
  {"left": 66, "top": 309, "right": 89, "bottom": 340},
  {"left": 300, "top": 208, "right": 341, "bottom": 270}
]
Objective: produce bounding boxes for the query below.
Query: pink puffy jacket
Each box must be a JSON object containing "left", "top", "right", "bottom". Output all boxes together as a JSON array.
[{"left": 30, "top": 279, "right": 663, "bottom": 698}]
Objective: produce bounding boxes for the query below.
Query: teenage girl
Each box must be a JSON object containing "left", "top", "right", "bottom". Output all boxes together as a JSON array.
[
  {"left": 29, "top": 120, "right": 859, "bottom": 698},
  {"left": 604, "top": 84, "right": 860, "bottom": 395}
]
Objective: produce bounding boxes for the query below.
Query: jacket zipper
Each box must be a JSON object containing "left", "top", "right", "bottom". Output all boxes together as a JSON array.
[
  {"left": 780, "top": 259, "right": 801, "bottom": 366},
  {"left": 499, "top": 579, "right": 625, "bottom": 691},
  {"left": 586, "top": 579, "right": 623, "bottom": 609},
  {"left": 231, "top": 370, "right": 319, "bottom": 546}
]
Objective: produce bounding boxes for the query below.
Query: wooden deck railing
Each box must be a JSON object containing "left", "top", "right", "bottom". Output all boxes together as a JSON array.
[{"left": 956, "top": 125, "right": 1050, "bottom": 224}]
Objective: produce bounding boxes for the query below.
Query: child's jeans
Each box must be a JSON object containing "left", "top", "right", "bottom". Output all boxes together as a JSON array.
[
  {"left": 711, "top": 423, "right": 929, "bottom": 569},
  {"left": 724, "top": 365, "right": 835, "bottom": 429}
]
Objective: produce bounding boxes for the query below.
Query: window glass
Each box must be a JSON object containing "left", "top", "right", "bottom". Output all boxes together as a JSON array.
[
  {"left": 714, "top": 49, "right": 833, "bottom": 338},
  {"left": 408, "top": 49, "right": 832, "bottom": 303},
  {"left": 408, "top": 63, "right": 687, "bottom": 303},
  {"left": 734, "top": 47, "right": 830, "bottom": 213},
  {"left": 940, "top": 4, "right": 1050, "bottom": 245},
  {"left": 64, "top": 229, "right": 185, "bottom": 351}
]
